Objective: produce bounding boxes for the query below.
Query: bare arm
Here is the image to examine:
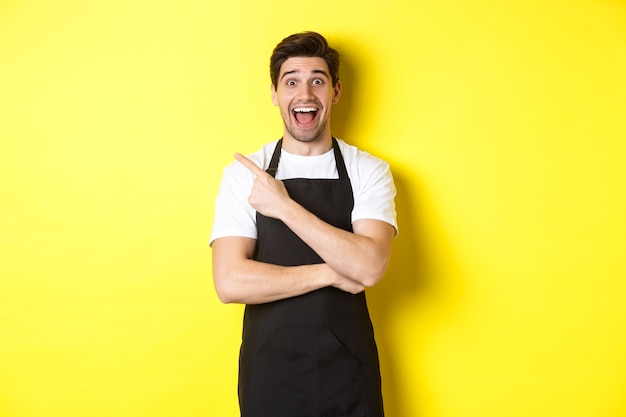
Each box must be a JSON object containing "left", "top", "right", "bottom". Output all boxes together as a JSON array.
[
  {"left": 234, "top": 153, "right": 395, "bottom": 287},
  {"left": 211, "top": 236, "right": 365, "bottom": 304},
  {"left": 282, "top": 210, "right": 394, "bottom": 287}
]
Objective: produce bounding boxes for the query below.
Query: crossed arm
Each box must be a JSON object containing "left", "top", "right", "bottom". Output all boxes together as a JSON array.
[{"left": 211, "top": 153, "right": 395, "bottom": 305}]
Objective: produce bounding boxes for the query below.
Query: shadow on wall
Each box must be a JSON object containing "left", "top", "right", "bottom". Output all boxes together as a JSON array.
[
  {"left": 329, "top": 44, "right": 422, "bottom": 416},
  {"left": 330, "top": 40, "right": 361, "bottom": 141},
  {"left": 330, "top": 42, "right": 464, "bottom": 416},
  {"left": 369, "top": 173, "right": 431, "bottom": 417}
]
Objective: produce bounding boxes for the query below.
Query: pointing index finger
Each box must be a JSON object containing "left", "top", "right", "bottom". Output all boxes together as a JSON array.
[{"left": 234, "top": 153, "right": 266, "bottom": 176}]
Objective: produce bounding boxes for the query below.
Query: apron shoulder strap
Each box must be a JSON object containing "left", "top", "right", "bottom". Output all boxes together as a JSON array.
[
  {"left": 331, "top": 138, "right": 349, "bottom": 180},
  {"left": 267, "top": 139, "right": 283, "bottom": 178}
]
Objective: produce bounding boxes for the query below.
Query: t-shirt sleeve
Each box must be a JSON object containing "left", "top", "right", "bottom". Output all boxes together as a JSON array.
[
  {"left": 209, "top": 162, "right": 258, "bottom": 245},
  {"left": 351, "top": 157, "right": 398, "bottom": 235}
]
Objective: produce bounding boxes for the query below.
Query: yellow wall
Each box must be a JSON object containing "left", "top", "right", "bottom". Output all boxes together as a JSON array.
[{"left": 1, "top": 0, "right": 625, "bottom": 416}]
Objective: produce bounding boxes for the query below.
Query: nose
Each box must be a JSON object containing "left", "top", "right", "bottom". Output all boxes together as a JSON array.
[{"left": 297, "top": 83, "right": 314, "bottom": 100}]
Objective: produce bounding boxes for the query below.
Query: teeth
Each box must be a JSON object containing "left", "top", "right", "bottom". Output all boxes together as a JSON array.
[{"left": 293, "top": 107, "right": 317, "bottom": 113}]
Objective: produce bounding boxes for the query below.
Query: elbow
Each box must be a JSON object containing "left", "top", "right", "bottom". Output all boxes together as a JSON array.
[
  {"left": 214, "top": 283, "right": 234, "bottom": 304},
  {"left": 360, "top": 273, "right": 383, "bottom": 288},
  {"left": 216, "top": 289, "right": 236, "bottom": 304},
  {"left": 213, "top": 271, "right": 239, "bottom": 304},
  {"left": 211, "top": 237, "right": 257, "bottom": 304},
  {"left": 359, "top": 260, "right": 389, "bottom": 288},
  {"left": 215, "top": 285, "right": 238, "bottom": 304},
  {"left": 350, "top": 236, "right": 393, "bottom": 288}
]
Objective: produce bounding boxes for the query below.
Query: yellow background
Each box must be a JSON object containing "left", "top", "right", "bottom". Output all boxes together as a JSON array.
[{"left": 1, "top": 0, "right": 625, "bottom": 416}]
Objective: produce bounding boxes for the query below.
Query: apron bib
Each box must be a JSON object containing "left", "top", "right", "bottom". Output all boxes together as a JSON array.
[{"left": 239, "top": 139, "right": 384, "bottom": 417}]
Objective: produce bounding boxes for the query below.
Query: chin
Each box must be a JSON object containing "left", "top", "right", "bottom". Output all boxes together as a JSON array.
[
  {"left": 288, "top": 126, "right": 326, "bottom": 143},
  {"left": 293, "top": 135, "right": 318, "bottom": 143}
]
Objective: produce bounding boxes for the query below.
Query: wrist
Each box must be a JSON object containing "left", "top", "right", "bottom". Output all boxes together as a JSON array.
[{"left": 279, "top": 198, "right": 305, "bottom": 225}]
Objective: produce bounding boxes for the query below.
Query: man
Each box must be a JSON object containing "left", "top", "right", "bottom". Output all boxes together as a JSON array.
[{"left": 210, "top": 31, "right": 397, "bottom": 417}]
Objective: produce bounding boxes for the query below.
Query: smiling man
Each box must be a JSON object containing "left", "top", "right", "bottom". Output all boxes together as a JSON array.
[{"left": 210, "top": 32, "right": 397, "bottom": 417}]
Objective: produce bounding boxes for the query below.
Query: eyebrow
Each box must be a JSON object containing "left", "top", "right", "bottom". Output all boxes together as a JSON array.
[{"left": 280, "top": 69, "right": 330, "bottom": 82}]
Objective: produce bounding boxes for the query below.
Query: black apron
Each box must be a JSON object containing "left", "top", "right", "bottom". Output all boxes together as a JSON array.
[{"left": 238, "top": 138, "right": 384, "bottom": 417}]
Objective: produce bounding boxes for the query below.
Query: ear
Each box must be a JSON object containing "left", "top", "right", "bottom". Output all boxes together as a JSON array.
[
  {"left": 332, "top": 80, "right": 342, "bottom": 104},
  {"left": 271, "top": 84, "right": 278, "bottom": 106}
]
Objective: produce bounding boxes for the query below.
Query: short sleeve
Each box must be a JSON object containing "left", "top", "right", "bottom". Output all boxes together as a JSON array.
[
  {"left": 209, "top": 161, "right": 258, "bottom": 245},
  {"left": 350, "top": 154, "right": 398, "bottom": 235}
]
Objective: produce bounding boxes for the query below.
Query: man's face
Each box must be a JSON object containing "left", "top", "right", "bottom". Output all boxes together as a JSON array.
[{"left": 272, "top": 57, "right": 341, "bottom": 144}]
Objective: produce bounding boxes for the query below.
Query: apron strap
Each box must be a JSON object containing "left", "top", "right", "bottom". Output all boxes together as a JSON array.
[
  {"left": 331, "top": 138, "right": 349, "bottom": 180},
  {"left": 267, "top": 139, "right": 282, "bottom": 178}
]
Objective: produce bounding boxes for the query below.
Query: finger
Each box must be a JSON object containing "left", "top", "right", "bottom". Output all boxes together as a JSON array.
[{"left": 234, "top": 153, "right": 266, "bottom": 176}]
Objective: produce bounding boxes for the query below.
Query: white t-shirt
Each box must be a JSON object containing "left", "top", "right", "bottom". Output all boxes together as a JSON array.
[{"left": 210, "top": 139, "right": 397, "bottom": 245}]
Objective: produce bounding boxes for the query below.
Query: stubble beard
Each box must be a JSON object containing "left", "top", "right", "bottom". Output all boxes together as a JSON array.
[{"left": 284, "top": 113, "right": 329, "bottom": 143}]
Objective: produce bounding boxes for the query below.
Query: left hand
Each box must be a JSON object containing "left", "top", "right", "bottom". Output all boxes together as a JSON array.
[{"left": 235, "top": 153, "right": 292, "bottom": 219}]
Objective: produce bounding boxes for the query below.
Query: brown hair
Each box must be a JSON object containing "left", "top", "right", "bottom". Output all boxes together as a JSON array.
[{"left": 270, "top": 31, "right": 340, "bottom": 88}]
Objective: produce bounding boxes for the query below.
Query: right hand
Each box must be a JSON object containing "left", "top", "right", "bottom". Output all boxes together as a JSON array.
[{"left": 234, "top": 152, "right": 293, "bottom": 220}]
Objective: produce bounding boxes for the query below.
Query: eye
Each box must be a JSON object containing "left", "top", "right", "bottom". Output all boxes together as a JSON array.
[
  {"left": 312, "top": 79, "right": 324, "bottom": 85},
  {"left": 286, "top": 80, "right": 296, "bottom": 86}
]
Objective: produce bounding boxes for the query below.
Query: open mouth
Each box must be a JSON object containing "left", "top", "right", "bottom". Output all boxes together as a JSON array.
[{"left": 292, "top": 106, "right": 319, "bottom": 127}]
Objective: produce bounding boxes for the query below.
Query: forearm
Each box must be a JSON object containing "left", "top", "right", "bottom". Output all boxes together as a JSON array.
[
  {"left": 280, "top": 200, "right": 393, "bottom": 287},
  {"left": 211, "top": 237, "right": 364, "bottom": 305},
  {"left": 214, "top": 260, "right": 329, "bottom": 304}
]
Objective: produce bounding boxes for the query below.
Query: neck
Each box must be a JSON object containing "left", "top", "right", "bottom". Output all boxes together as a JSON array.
[{"left": 281, "top": 133, "right": 333, "bottom": 156}]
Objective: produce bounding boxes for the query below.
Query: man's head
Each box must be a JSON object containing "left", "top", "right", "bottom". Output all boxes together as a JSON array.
[{"left": 270, "top": 32, "right": 340, "bottom": 88}]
